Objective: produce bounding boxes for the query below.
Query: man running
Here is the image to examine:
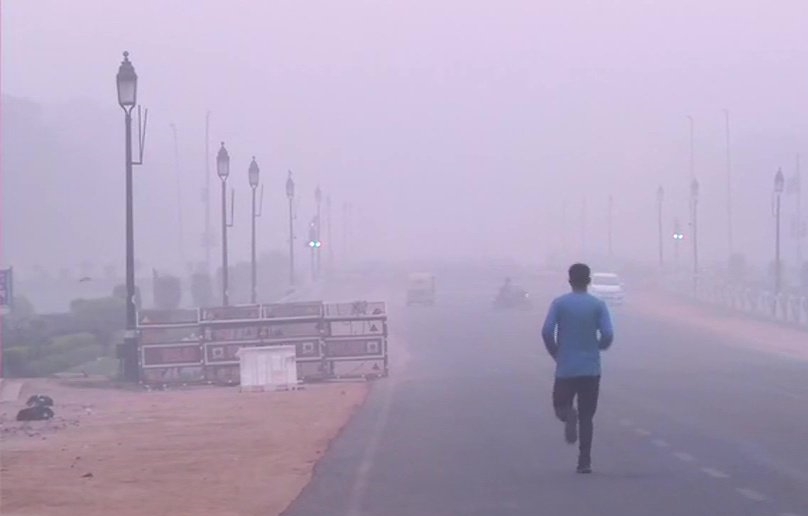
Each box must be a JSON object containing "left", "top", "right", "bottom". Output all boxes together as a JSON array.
[{"left": 541, "top": 263, "right": 614, "bottom": 474}]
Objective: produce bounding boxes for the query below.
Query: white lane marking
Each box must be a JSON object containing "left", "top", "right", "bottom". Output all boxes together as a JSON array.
[
  {"left": 634, "top": 428, "right": 652, "bottom": 437},
  {"left": 619, "top": 418, "right": 633, "bottom": 427},
  {"left": 652, "top": 438, "right": 670, "bottom": 448},
  {"left": 347, "top": 377, "right": 397, "bottom": 516},
  {"left": 734, "top": 487, "right": 767, "bottom": 502},
  {"left": 779, "top": 391, "right": 802, "bottom": 401},
  {"left": 701, "top": 467, "right": 730, "bottom": 479},
  {"left": 673, "top": 451, "right": 696, "bottom": 463}
]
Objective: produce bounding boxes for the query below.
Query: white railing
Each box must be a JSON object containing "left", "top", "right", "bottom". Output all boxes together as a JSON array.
[{"left": 678, "top": 280, "right": 808, "bottom": 329}]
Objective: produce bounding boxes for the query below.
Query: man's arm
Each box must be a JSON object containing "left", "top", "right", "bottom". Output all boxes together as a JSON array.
[
  {"left": 541, "top": 300, "right": 559, "bottom": 358},
  {"left": 598, "top": 301, "right": 614, "bottom": 350}
]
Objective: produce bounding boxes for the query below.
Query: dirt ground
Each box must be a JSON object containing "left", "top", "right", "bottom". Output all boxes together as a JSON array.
[
  {"left": 631, "top": 289, "right": 808, "bottom": 361},
  {"left": 0, "top": 378, "right": 368, "bottom": 516}
]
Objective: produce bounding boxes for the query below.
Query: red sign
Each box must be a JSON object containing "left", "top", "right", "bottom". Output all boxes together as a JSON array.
[
  {"left": 201, "top": 305, "right": 261, "bottom": 322},
  {"left": 142, "top": 345, "right": 203, "bottom": 366}
]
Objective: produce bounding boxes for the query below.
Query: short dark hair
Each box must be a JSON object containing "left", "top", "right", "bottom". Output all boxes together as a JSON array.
[{"left": 568, "top": 263, "right": 591, "bottom": 286}]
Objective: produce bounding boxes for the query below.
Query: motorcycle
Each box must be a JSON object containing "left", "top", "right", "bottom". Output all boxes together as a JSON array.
[{"left": 493, "top": 287, "right": 532, "bottom": 310}]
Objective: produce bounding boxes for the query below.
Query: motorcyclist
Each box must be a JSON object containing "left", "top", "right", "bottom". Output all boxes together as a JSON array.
[{"left": 498, "top": 277, "right": 514, "bottom": 300}]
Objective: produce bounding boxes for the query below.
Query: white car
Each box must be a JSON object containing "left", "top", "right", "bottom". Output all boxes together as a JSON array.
[{"left": 590, "top": 272, "right": 625, "bottom": 305}]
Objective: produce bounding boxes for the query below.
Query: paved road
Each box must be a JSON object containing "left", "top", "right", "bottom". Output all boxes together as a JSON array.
[{"left": 283, "top": 273, "right": 808, "bottom": 516}]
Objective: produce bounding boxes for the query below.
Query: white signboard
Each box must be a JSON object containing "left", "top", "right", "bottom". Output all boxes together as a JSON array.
[{"left": 237, "top": 345, "right": 298, "bottom": 390}]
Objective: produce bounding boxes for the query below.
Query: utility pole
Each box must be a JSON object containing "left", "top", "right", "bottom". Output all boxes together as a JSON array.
[
  {"left": 248, "top": 157, "right": 261, "bottom": 303},
  {"left": 774, "top": 168, "right": 785, "bottom": 294},
  {"left": 315, "top": 186, "right": 322, "bottom": 278},
  {"left": 724, "top": 109, "right": 734, "bottom": 257},
  {"left": 690, "top": 178, "right": 700, "bottom": 294},
  {"left": 204, "top": 111, "right": 212, "bottom": 275},
  {"left": 607, "top": 194, "right": 614, "bottom": 260},
  {"left": 286, "top": 171, "right": 296, "bottom": 286},
  {"left": 216, "top": 143, "right": 233, "bottom": 306},
  {"left": 326, "top": 195, "right": 333, "bottom": 271},
  {"left": 657, "top": 186, "right": 664, "bottom": 267},
  {"left": 796, "top": 154, "right": 804, "bottom": 266},
  {"left": 170, "top": 123, "right": 186, "bottom": 270}
]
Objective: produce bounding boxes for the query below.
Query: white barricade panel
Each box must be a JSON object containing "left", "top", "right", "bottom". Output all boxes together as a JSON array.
[{"left": 237, "top": 345, "right": 298, "bottom": 390}]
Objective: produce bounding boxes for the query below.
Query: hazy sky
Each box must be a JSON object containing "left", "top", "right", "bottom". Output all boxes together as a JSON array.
[{"left": 2, "top": 0, "right": 808, "bottom": 276}]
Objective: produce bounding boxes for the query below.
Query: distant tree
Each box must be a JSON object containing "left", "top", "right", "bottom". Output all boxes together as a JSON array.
[
  {"left": 69, "top": 297, "right": 125, "bottom": 353},
  {"left": 112, "top": 284, "right": 142, "bottom": 311},
  {"left": 190, "top": 272, "right": 213, "bottom": 308},
  {"left": 152, "top": 270, "right": 182, "bottom": 310}
]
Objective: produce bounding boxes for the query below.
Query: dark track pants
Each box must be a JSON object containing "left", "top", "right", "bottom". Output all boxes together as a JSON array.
[{"left": 552, "top": 375, "right": 601, "bottom": 465}]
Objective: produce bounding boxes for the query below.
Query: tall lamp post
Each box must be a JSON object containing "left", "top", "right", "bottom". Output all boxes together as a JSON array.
[
  {"left": 326, "top": 195, "right": 333, "bottom": 271},
  {"left": 286, "top": 171, "right": 296, "bottom": 286},
  {"left": 315, "top": 186, "right": 322, "bottom": 278},
  {"left": 657, "top": 186, "right": 664, "bottom": 267},
  {"left": 217, "top": 143, "right": 232, "bottom": 306},
  {"left": 248, "top": 157, "right": 262, "bottom": 303},
  {"left": 774, "top": 167, "right": 785, "bottom": 293},
  {"left": 116, "top": 51, "right": 141, "bottom": 382},
  {"left": 607, "top": 194, "right": 614, "bottom": 260},
  {"left": 672, "top": 218, "right": 684, "bottom": 265},
  {"left": 690, "top": 178, "right": 700, "bottom": 293}
]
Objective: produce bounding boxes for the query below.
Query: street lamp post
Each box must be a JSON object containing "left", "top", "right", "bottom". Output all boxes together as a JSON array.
[
  {"left": 286, "top": 171, "right": 296, "bottom": 286},
  {"left": 248, "top": 157, "right": 262, "bottom": 303},
  {"left": 774, "top": 167, "right": 785, "bottom": 293},
  {"left": 217, "top": 143, "right": 232, "bottom": 306},
  {"left": 690, "top": 178, "right": 700, "bottom": 293},
  {"left": 672, "top": 218, "right": 684, "bottom": 265},
  {"left": 308, "top": 217, "right": 319, "bottom": 281},
  {"left": 607, "top": 194, "right": 614, "bottom": 260},
  {"left": 116, "top": 51, "right": 141, "bottom": 382},
  {"left": 315, "top": 186, "right": 322, "bottom": 278},
  {"left": 326, "top": 195, "right": 333, "bottom": 271},
  {"left": 657, "top": 186, "right": 664, "bottom": 267}
]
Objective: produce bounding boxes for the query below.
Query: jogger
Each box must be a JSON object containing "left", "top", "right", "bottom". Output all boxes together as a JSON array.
[
  {"left": 552, "top": 375, "right": 601, "bottom": 469},
  {"left": 542, "top": 263, "right": 613, "bottom": 473}
]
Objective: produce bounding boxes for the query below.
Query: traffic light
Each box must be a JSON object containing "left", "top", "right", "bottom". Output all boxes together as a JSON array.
[
  {"left": 672, "top": 232, "right": 684, "bottom": 240},
  {"left": 308, "top": 240, "right": 322, "bottom": 248}
]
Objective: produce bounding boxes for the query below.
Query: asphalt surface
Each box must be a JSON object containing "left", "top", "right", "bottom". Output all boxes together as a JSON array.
[{"left": 283, "top": 272, "right": 808, "bottom": 516}]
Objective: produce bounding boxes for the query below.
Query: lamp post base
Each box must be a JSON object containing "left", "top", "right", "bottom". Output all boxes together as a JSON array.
[{"left": 119, "top": 336, "right": 140, "bottom": 382}]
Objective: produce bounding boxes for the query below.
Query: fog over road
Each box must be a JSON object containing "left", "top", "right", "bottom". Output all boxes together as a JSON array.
[{"left": 284, "top": 270, "right": 808, "bottom": 516}]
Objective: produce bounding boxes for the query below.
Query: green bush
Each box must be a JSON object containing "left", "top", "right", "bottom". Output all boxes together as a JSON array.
[
  {"left": 190, "top": 272, "right": 213, "bottom": 307},
  {"left": 2, "top": 347, "right": 31, "bottom": 374},
  {"left": 2, "top": 333, "right": 104, "bottom": 378},
  {"left": 44, "top": 332, "right": 99, "bottom": 356},
  {"left": 153, "top": 273, "right": 182, "bottom": 310}
]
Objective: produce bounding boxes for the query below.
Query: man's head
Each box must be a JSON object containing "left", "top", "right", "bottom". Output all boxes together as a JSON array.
[{"left": 568, "top": 263, "right": 591, "bottom": 291}]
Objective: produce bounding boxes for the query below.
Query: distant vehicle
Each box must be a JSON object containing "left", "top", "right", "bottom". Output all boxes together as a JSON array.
[
  {"left": 407, "top": 273, "right": 436, "bottom": 306},
  {"left": 590, "top": 272, "right": 625, "bottom": 305},
  {"left": 493, "top": 283, "right": 532, "bottom": 310}
]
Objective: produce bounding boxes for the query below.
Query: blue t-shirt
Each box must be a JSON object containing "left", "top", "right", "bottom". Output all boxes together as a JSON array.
[{"left": 541, "top": 292, "right": 614, "bottom": 378}]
